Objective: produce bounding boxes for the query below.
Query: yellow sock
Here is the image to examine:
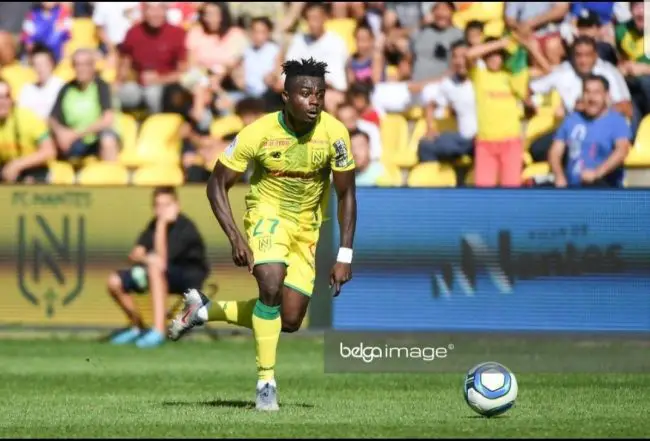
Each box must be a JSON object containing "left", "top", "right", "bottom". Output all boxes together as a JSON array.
[
  {"left": 252, "top": 300, "right": 281, "bottom": 382},
  {"left": 207, "top": 299, "right": 256, "bottom": 329}
]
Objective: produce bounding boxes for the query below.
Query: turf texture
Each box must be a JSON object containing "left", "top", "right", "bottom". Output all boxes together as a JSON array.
[{"left": 0, "top": 337, "right": 648, "bottom": 438}]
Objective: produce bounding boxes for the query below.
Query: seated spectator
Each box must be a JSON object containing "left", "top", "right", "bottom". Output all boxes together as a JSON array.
[
  {"left": 92, "top": 1, "right": 140, "bottom": 67},
  {"left": 284, "top": 3, "right": 349, "bottom": 112},
  {"left": 347, "top": 82, "right": 381, "bottom": 127},
  {"left": 336, "top": 100, "right": 382, "bottom": 161},
  {"left": 0, "top": 79, "right": 56, "bottom": 183},
  {"left": 107, "top": 186, "right": 209, "bottom": 348},
  {"left": 616, "top": 2, "right": 650, "bottom": 127},
  {"left": 530, "top": 36, "right": 632, "bottom": 119},
  {"left": 49, "top": 49, "right": 119, "bottom": 162},
  {"left": 242, "top": 16, "right": 280, "bottom": 101},
  {"left": 350, "top": 129, "right": 384, "bottom": 186},
  {"left": 183, "top": 97, "right": 266, "bottom": 183},
  {"left": 326, "top": 1, "right": 358, "bottom": 54},
  {"left": 21, "top": 2, "right": 72, "bottom": 63},
  {"left": 576, "top": 10, "right": 617, "bottom": 65},
  {"left": 166, "top": 2, "right": 200, "bottom": 29},
  {"left": 383, "top": 2, "right": 431, "bottom": 36},
  {"left": 418, "top": 41, "right": 476, "bottom": 163},
  {"left": 464, "top": 20, "right": 485, "bottom": 47},
  {"left": 411, "top": 2, "right": 463, "bottom": 81},
  {"left": 363, "top": 2, "right": 384, "bottom": 36},
  {"left": 383, "top": 24, "right": 413, "bottom": 81},
  {"left": 549, "top": 74, "right": 630, "bottom": 188},
  {"left": 466, "top": 34, "right": 547, "bottom": 187},
  {"left": 346, "top": 21, "right": 384, "bottom": 86},
  {"left": 0, "top": 32, "right": 38, "bottom": 98},
  {"left": 18, "top": 44, "right": 64, "bottom": 120},
  {"left": 571, "top": 2, "right": 615, "bottom": 27},
  {"left": 117, "top": 2, "right": 188, "bottom": 115}
]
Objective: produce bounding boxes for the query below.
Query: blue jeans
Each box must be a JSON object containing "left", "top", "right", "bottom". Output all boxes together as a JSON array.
[
  {"left": 66, "top": 129, "right": 120, "bottom": 159},
  {"left": 418, "top": 132, "right": 474, "bottom": 162}
]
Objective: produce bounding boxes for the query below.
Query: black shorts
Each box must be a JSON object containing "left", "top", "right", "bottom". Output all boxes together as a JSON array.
[{"left": 117, "top": 265, "right": 203, "bottom": 295}]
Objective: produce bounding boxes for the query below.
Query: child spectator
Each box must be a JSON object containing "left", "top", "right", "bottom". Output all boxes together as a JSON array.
[
  {"left": 347, "top": 82, "right": 381, "bottom": 127},
  {"left": 346, "top": 22, "right": 384, "bottom": 86},
  {"left": 22, "top": 2, "right": 72, "bottom": 63}
]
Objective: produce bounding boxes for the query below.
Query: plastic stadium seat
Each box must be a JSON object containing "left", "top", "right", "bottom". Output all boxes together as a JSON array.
[
  {"left": 120, "top": 113, "right": 184, "bottom": 167},
  {"left": 114, "top": 112, "right": 138, "bottom": 154},
  {"left": 325, "top": 18, "right": 356, "bottom": 54},
  {"left": 48, "top": 161, "right": 76, "bottom": 185},
  {"left": 404, "top": 106, "right": 424, "bottom": 121},
  {"left": 525, "top": 113, "right": 559, "bottom": 150},
  {"left": 522, "top": 162, "right": 550, "bottom": 181},
  {"left": 62, "top": 18, "right": 99, "bottom": 58},
  {"left": 77, "top": 162, "right": 130, "bottom": 186},
  {"left": 210, "top": 115, "right": 244, "bottom": 139},
  {"left": 53, "top": 60, "right": 75, "bottom": 82},
  {"left": 132, "top": 164, "right": 185, "bottom": 186},
  {"left": 452, "top": 2, "right": 505, "bottom": 37},
  {"left": 380, "top": 113, "right": 409, "bottom": 164},
  {"left": 407, "top": 162, "right": 457, "bottom": 187},
  {"left": 625, "top": 115, "right": 650, "bottom": 167},
  {"left": 376, "top": 164, "right": 403, "bottom": 187}
]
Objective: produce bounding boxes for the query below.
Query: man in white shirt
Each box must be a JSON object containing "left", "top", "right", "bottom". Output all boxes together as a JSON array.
[
  {"left": 418, "top": 41, "right": 476, "bottom": 162},
  {"left": 284, "top": 2, "right": 348, "bottom": 112},
  {"left": 530, "top": 36, "right": 632, "bottom": 119},
  {"left": 93, "top": 2, "right": 140, "bottom": 62},
  {"left": 18, "top": 44, "right": 63, "bottom": 120}
]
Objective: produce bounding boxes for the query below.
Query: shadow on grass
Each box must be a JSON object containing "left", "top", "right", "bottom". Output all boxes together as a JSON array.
[{"left": 162, "top": 399, "right": 314, "bottom": 409}]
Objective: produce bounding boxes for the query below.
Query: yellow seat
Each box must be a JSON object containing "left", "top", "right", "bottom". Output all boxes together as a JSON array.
[
  {"left": 120, "top": 113, "right": 184, "bottom": 167},
  {"left": 132, "top": 164, "right": 185, "bottom": 186},
  {"left": 325, "top": 18, "right": 356, "bottom": 54},
  {"left": 522, "top": 162, "right": 550, "bottom": 180},
  {"left": 624, "top": 115, "right": 650, "bottom": 167},
  {"left": 380, "top": 113, "right": 409, "bottom": 164},
  {"left": 453, "top": 2, "right": 505, "bottom": 36},
  {"left": 48, "top": 161, "right": 76, "bottom": 185},
  {"left": 63, "top": 18, "right": 98, "bottom": 58},
  {"left": 77, "top": 162, "right": 130, "bottom": 186},
  {"left": 404, "top": 106, "right": 424, "bottom": 121},
  {"left": 376, "top": 164, "right": 403, "bottom": 187},
  {"left": 114, "top": 112, "right": 138, "bottom": 154},
  {"left": 210, "top": 115, "right": 244, "bottom": 139},
  {"left": 407, "top": 162, "right": 457, "bottom": 187},
  {"left": 525, "top": 113, "right": 559, "bottom": 150}
]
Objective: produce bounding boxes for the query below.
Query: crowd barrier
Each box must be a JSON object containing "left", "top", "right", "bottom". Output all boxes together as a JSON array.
[{"left": 331, "top": 189, "right": 650, "bottom": 331}]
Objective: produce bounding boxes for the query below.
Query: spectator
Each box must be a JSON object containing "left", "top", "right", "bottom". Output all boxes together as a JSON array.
[
  {"left": 0, "top": 3, "right": 33, "bottom": 41},
  {"left": 18, "top": 44, "right": 64, "bottom": 120},
  {"left": 464, "top": 20, "right": 485, "bottom": 47},
  {"left": 351, "top": 129, "right": 384, "bottom": 186},
  {"left": 242, "top": 16, "right": 280, "bottom": 100},
  {"left": 347, "top": 21, "right": 384, "bottom": 86},
  {"left": 0, "top": 31, "right": 38, "bottom": 98},
  {"left": 228, "top": 2, "right": 285, "bottom": 32},
  {"left": 92, "top": 1, "right": 140, "bottom": 67},
  {"left": 383, "top": 24, "right": 413, "bottom": 81},
  {"left": 183, "top": 97, "right": 266, "bottom": 183},
  {"left": 363, "top": 2, "right": 385, "bottom": 36},
  {"left": 549, "top": 74, "right": 630, "bottom": 188},
  {"left": 571, "top": 2, "right": 615, "bottom": 26},
  {"left": 465, "top": 34, "right": 547, "bottom": 187},
  {"left": 326, "top": 1, "right": 358, "bottom": 54},
  {"left": 418, "top": 41, "right": 476, "bottom": 163},
  {"left": 576, "top": 10, "right": 617, "bottom": 65},
  {"left": 336, "top": 100, "right": 382, "bottom": 161},
  {"left": 107, "top": 186, "right": 209, "bottom": 348},
  {"left": 410, "top": 2, "right": 463, "bottom": 81},
  {"left": 0, "top": 79, "right": 56, "bottom": 183},
  {"left": 285, "top": 2, "right": 348, "bottom": 111},
  {"left": 117, "top": 2, "right": 187, "bottom": 115},
  {"left": 505, "top": 2, "right": 569, "bottom": 67},
  {"left": 347, "top": 82, "right": 381, "bottom": 127},
  {"left": 166, "top": 1, "right": 200, "bottom": 29},
  {"left": 530, "top": 37, "right": 632, "bottom": 119},
  {"left": 617, "top": 2, "right": 650, "bottom": 125},
  {"left": 21, "top": 2, "right": 72, "bottom": 63},
  {"left": 49, "top": 49, "right": 119, "bottom": 162},
  {"left": 383, "top": 2, "right": 434, "bottom": 35}
]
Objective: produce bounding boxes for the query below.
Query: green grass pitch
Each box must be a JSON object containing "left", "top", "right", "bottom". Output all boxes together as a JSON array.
[{"left": 0, "top": 337, "right": 648, "bottom": 438}]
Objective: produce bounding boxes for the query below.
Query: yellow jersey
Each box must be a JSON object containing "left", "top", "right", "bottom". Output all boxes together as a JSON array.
[
  {"left": 218, "top": 111, "right": 355, "bottom": 229},
  {"left": 470, "top": 64, "right": 525, "bottom": 141},
  {"left": 0, "top": 107, "right": 49, "bottom": 163}
]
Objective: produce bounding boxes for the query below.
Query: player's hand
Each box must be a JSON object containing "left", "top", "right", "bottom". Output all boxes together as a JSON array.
[
  {"left": 232, "top": 238, "right": 254, "bottom": 273},
  {"left": 330, "top": 262, "right": 352, "bottom": 297}
]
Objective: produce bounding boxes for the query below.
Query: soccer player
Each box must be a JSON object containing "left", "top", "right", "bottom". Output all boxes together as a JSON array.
[{"left": 168, "top": 58, "right": 357, "bottom": 411}]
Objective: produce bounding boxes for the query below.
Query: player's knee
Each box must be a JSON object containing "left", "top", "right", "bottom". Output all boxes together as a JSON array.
[
  {"left": 258, "top": 279, "right": 283, "bottom": 304},
  {"left": 107, "top": 272, "right": 122, "bottom": 294},
  {"left": 281, "top": 316, "right": 302, "bottom": 333}
]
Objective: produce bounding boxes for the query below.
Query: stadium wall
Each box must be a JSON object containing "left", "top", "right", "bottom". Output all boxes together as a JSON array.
[{"left": 330, "top": 189, "right": 650, "bottom": 332}]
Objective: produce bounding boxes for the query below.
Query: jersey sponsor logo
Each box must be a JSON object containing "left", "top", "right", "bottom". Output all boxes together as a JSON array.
[
  {"left": 265, "top": 168, "right": 322, "bottom": 179},
  {"left": 262, "top": 139, "right": 292, "bottom": 148},
  {"left": 224, "top": 136, "right": 238, "bottom": 158},
  {"left": 333, "top": 138, "right": 349, "bottom": 168}
]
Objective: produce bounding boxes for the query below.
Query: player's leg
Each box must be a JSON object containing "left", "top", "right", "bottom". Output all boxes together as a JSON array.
[
  {"left": 281, "top": 230, "right": 318, "bottom": 332},
  {"left": 106, "top": 270, "right": 145, "bottom": 344},
  {"left": 281, "top": 286, "right": 310, "bottom": 333}
]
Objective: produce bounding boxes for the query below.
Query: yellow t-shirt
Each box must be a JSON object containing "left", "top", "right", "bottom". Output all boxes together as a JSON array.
[
  {"left": 0, "top": 107, "right": 49, "bottom": 163},
  {"left": 470, "top": 64, "right": 524, "bottom": 141},
  {"left": 218, "top": 111, "right": 355, "bottom": 229},
  {"left": 0, "top": 63, "right": 38, "bottom": 98}
]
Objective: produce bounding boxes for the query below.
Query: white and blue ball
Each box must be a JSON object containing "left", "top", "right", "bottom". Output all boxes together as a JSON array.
[{"left": 463, "top": 362, "right": 518, "bottom": 417}]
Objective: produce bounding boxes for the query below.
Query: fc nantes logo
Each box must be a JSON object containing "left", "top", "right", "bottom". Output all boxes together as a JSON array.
[
  {"left": 311, "top": 150, "right": 325, "bottom": 166},
  {"left": 17, "top": 215, "right": 86, "bottom": 317},
  {"left": 258, "top": 236, "right": 272, "bottom": 253}
]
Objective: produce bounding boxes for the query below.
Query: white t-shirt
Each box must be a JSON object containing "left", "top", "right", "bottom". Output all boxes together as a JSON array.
[
  {"left": 18, "top": 76, "right": 65, "bottom": 120},
  {"left": 530, "top": 59, "right": 631, "bottom": 112},
  {"left": 92, "top": 2, "right": 140, "bottom": 46},
  {"left": 357, "top": 119, "right": 383, "bottom": 161},
  {"left": 431, "top": 75, "right": 477, "bottom": 139},
  {"left": 284, "top": 31, "right": 348, "bottom": 92}
]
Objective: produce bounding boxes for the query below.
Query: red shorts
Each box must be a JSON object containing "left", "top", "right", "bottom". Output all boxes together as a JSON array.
[{"left": 475, "top": 138, "right": 523, "bottom": 188}]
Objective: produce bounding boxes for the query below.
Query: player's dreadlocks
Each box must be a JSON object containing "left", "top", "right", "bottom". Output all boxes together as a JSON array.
[{"left": 282, "top": 57, "right": 329, "bottom": 90}]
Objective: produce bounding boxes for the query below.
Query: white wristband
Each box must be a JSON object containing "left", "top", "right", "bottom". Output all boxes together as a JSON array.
[{"left": 337, "top": 247, "right": 353, "bottom": 264}]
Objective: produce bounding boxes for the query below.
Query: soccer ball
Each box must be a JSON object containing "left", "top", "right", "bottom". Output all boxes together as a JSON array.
[{"left": 463, "top": 361, "right": 518, "bottom": 417}]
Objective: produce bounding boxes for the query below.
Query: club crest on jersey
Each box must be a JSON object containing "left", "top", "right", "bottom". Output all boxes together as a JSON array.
[
  {"left": 224, "top": 136, "right": 238, "bottom": 158},
  {"left": 333, "top": 138, "right": 349, "bottom": 168},
  {"left": 258, "top": 236, "right": 272, "bottom": 252},
  {"left": 311, "top": 150, "right": 325, "bottom": 165}
]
